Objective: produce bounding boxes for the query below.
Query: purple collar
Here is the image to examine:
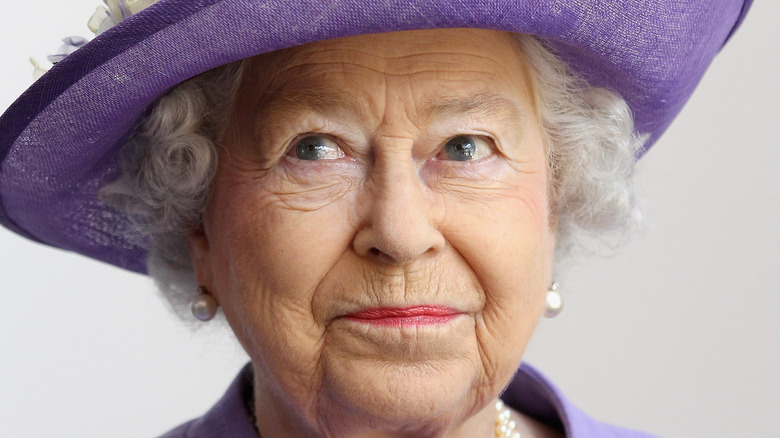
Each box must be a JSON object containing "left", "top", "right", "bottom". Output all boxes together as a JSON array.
[{"left": 159, "top": 363, "right": 658, "bottom": 437}]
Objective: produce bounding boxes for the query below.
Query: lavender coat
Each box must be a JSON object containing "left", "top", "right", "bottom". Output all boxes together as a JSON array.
[{"left": 159, "top": 364, "right": 658, "bottom": 437}]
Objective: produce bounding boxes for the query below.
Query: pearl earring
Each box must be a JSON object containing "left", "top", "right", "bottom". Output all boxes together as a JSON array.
[
  {"left": 191, "top": 286, "right": 218, "bottom": 321},
  {"left": 544, "top": 282, "right": 563, "bottom": 318}
]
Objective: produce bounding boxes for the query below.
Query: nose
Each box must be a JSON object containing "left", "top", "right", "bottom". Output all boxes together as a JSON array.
[{"left": 353, "top": 149, "right": 445, "bottom": 264}]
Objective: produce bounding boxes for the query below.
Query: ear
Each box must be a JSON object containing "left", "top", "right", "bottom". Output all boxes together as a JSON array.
[{"left": 187, "top": 226, "right": 215, "bottom": 299}]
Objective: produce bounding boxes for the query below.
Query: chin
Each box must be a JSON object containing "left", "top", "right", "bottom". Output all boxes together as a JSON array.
[{"left": 316, "top": 353, "right": 489, "bottom": 433}]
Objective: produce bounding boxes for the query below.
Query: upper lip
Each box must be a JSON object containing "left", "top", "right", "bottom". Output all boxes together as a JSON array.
[{"left": 344, "top": 305, "right": 461, "bottom": 319}]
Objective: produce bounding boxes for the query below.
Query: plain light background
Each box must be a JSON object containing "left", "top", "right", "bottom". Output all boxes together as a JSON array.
[{"left": 1, "top": 1, "right": 777, "bottom": 437}]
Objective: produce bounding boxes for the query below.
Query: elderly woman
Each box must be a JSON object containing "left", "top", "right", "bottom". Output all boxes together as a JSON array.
[{"left": 0, "top": 0, "right": 753, "bottom": 437}]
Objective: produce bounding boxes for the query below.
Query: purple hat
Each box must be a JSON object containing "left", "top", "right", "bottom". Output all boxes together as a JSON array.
[{"left": 0, "top": 0, "right": 752, "bottom": 274}]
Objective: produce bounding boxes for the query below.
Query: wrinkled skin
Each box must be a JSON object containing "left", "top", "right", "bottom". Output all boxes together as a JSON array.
[{"left": 189, "top": 29, "right": 557, "bottom": 438}]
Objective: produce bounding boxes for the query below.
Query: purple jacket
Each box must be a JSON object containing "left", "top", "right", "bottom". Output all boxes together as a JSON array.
[{"left": 160, "top": 364, "right": 658, "bottom": 437}]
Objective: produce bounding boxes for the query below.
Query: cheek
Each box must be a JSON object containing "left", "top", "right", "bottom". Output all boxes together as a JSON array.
[
  {"left": 204, "top": 172, "right": 358, "bottom": 373},
  {"left": 207, "top": 161, "right": 359, "bottom": 294},
  {"left": 437, "top": 171, "right": 554, "bottom": 373},
  {"left": 443, "top": 194, "right": 553, "bottom": 305},
  {"left": 438, "top": 165, "right": 553, "bottom": 281}
]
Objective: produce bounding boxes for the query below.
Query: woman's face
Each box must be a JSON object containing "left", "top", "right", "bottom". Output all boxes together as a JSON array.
[{"left": 189, "top": 29, "right": 555, "bottom": 436}]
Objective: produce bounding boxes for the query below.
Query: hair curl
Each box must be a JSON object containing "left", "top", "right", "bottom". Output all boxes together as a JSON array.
[
  {"left": 515, "top": 36, "right": 646, "bottom": 258},
  {"left": 100, "top": 35, "right": 645, "bottom": 320}
]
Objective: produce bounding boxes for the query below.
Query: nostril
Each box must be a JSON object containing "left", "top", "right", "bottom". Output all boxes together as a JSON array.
[{"left": 369, "top": 247, "right": 381, "bottom": 257}]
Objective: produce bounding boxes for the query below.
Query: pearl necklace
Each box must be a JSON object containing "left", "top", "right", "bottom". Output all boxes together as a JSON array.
[
  {"left": 248, "top": 396, "right": 520, "bottom": 437},
  {"left": 495, "top": 400, "right": 521, "bottom": 438}
]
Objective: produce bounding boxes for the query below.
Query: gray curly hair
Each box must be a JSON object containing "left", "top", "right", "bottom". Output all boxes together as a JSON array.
[{"left": 99, "top": 34, "right": 645, "bottom": 319}]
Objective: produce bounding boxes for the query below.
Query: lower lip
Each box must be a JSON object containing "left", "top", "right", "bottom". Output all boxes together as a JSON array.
[{"left": 344, "top": 306, "right": 461, "bottom": 327}]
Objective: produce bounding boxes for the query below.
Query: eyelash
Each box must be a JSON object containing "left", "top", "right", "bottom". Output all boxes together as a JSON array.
[{"left": 285, "top": 132, "right": 497, "bottom": 163}]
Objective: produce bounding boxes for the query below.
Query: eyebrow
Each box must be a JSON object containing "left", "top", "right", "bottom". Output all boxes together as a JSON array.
[
  {"left": 420, "top": 93, "right": 525, "bottom": 124},
  {"left": 258, "top": 87, "right": 371, "bottom": 121}
]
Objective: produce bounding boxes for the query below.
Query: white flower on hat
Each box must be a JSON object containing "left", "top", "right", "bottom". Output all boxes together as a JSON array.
[
  {"left": 88, "top": 0, "right": 158, "bottom": 35},
  {"left": 32, "top": 0, "right": 158, "bottom": 80},
  {"left": 31, "top": 35, "right": 90, "bottom": 79}
]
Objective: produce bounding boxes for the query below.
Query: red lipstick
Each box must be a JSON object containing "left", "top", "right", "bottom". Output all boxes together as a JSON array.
[{"left": 344, "top": 306, "right": 460, "bottom": 327}]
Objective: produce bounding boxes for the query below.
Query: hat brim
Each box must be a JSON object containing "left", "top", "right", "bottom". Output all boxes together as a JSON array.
[{"left": 0, "top": 0, "right": 752, "bottom": 273}]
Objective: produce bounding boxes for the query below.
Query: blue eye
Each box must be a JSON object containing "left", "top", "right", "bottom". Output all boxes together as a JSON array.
[
  {"left": 293, "top": 135, "right": 344, "bottom": 161},
  {"left": 440, "top": 135, "right": 492, "bottom": 161}
]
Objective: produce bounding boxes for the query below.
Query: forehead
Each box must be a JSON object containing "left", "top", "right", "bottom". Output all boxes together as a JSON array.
[{"left": 236, "top": 29, "right": 536, "bottom": 119}]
